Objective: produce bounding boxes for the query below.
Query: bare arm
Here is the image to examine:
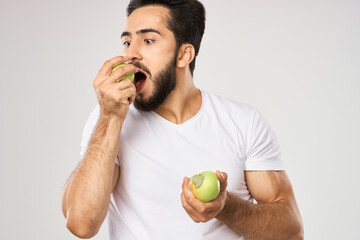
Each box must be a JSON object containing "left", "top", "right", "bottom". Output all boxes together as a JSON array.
[
  {"left": 62, "top": 56, "right": 138, "bottom": 238},
  {"left": 181, "top": 171, "right": 303, "bottom": 240},
  {"left": 216, "top": 171, "right": 303, "bottom": 240},
  {"left": 62, "top": 116, "right": 122, "bottom": 238},
  {"left": 61, "top": 161, "right": 120, "bottom": 219}
]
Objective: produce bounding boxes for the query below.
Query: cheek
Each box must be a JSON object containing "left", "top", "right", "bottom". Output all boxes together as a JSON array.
[
  {"left": 145, "top": 47, "right": 169, "bottom": 62},
  {"left": 145, "top": 47, "right": 176, "bottom": 71}
]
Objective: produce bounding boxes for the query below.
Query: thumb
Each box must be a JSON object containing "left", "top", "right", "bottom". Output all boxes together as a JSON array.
[{"left": 216, "top": 170, "right": 228, "bottom": 193}]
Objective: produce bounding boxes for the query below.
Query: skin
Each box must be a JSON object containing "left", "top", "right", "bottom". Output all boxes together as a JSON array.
[
  {"left": 121, "top": 6, "right": 201, "bottom": 122},
  {"left": 62, "top": 5, "right": 303, "bottom": 239},
  {"left": 181, "top": 171, "right": 304, "bottom": 240},
  {"left": 62, "top": 6, "right": 199, "bottom": 238},
  {"left": 62, "top": 57, "right": 136, "bottom": 238}
]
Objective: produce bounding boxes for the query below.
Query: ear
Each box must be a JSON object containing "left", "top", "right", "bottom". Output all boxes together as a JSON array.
[{"left": 176, "top": 44, "right": 195, "bottom": 68}]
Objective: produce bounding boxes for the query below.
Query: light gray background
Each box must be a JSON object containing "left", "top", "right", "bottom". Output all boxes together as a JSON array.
[{"left": 1, "top": 0, "right": 359, "bottom": 239}]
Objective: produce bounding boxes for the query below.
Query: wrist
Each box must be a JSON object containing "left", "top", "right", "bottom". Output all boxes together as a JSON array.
[
  {"left": 99, "top": 113, "right": 125, "bottom": 125},
  {"left": 216, "top": 191, "right": 232, "bottom": 220},
  {"left": 96, "top": 113, "right": 125, "bottom": 137}
]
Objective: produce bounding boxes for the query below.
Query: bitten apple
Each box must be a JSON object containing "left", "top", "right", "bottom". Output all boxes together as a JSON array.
[
  {"left": 111, "top": 63, "right": 135, "bottom": 82},
  {"left": 189, "top": 171, "right": 220, "bottom": 203}
]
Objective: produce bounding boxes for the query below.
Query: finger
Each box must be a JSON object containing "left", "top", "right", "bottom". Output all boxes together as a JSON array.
[
  {"left": 216, "top": 170, "right": 228, "bottom": 193},
  {"left": 180, "top": 191, "right": 201, "bottom": 223},
  {"left": 181, "top": 192, "right": 218, "bottom": 222},
  {"left": 182, "top": 177, "right": 201, "bottom": 203},
  {"left": 105, "top": 64, "right": 139, "bottom": 85},
  {"left": 181, "top": 177, "right": 200, "bottom": 209},
  {"left": 182, "top": 177, "right": 190, "bottom": 193},
  {"left": 181, "top": 177, "right": 222, "bottom": 222},
  {"left": 96, "top": 77, "right": 135, "bottom": 104},
  {"left": 116, "top": 86, "right": 136, "bottom": 105},
  {"left": 99, "top": 82, "right": 135, "bottom": 104},
  {"left": 189, "top": 196, "right": 219, "bottom": 214},
  {"left": 128, "top": 87, "right": 136, "bottom": 105},
  {"left": 96, "top": 78, "right": 134, "bottom": 100},
  {"left": 98, "top": 56, "right": 131, "bottom": 77},
  {"left": 182, "top": 177, "right": 217, "bottom": 213},
  {"left": 183, "top": 171, "right": 226, "bottom": 214},
  {"left": 94, "top": 56, "right": 131, "bottom": 86},
  {"left": 116, "top": 78, "right": 136, "bottom": 91},
  {"left": 119, "top": 80, "right": 136, "bottom": 105},
  {"left": 108, "top": 64, "right": 139, "bottom": 82}
]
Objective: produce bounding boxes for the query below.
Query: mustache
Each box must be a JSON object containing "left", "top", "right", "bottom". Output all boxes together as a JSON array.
[{"left": 130, "top": 62, "right": 151, "bottom": 77}]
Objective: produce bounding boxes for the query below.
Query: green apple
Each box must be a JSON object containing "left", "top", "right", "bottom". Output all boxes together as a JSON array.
[
  {"left": 189, "top": 171, "right": 220, "bottom": 203},
  {"left": 111, "top": 63, "right": 135, "bottom": 82}
]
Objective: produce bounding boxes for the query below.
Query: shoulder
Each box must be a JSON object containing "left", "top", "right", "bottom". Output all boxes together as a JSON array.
[
  {"left": 202, "top": 90, "right": 261, "bottom": 124},
  {"left": 83, "top": 104, "right": 101, "bottom": 134},
  {"left": 80, "top": 104, "right": 100, "bottom": 158}
]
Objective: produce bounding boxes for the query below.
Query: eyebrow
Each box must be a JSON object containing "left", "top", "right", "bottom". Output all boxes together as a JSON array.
[{"left": 121, "top": 28, "right": 161, "bottom": 38}]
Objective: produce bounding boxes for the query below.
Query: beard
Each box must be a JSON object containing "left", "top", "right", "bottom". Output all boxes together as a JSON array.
[{"left": 133, "top": 54, "right": 177, "bottom": 112}]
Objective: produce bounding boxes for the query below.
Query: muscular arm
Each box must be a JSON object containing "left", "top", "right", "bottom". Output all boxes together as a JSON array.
[
  {"left": 62, "top": 116, "right": 122, "bottom": 238},
  {"left": 62, "top": 56, "right": 138, "bottom": 238},
  {"left": 216, "top": 171, "right": 304, "bottom": 240}
]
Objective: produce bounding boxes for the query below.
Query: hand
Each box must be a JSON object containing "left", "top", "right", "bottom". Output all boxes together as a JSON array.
[
  {"left": 181, "top": 171, "right": 228, "bottom": 223},
  {"left": 93, "top": 56, "right": 138, "bottom": 121}
]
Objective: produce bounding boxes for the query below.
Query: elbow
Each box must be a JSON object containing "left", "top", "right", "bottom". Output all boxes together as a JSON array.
[
  {"left": 66, "top": 215, "right": 100, "bottom": 239},
  {"left": 289, "top": 231, "right": 304, "bottom": 240},
  {"left": 290, "top": 232, "right": 304, "bottom": 240},
  {"left": 294, "top": 227, "right": 304, "bottom": 240},
  {"left": 289, "top": 219, "right": 304, "bottom": 240}
]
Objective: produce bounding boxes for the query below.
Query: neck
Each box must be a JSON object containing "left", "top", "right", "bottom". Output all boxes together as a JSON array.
[{"left": 154, "top": 68, "right": 202, "bottom": 124}]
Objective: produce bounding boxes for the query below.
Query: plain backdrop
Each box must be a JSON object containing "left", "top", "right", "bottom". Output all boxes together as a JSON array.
[{"left": 1, "top": 0, "right": 359, "bottom": 239}]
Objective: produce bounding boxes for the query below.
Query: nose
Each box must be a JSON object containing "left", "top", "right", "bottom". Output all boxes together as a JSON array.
[{"left": 123, "top": 41, "right": 142, "bottom": 62}]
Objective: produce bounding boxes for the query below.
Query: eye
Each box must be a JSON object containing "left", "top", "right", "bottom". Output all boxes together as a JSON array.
[
  {"left": 143, "top": 39, "right": 154, "bottom": 45},
  {"left": 123, "top": 41, "right": 131, "bottom": 47}
]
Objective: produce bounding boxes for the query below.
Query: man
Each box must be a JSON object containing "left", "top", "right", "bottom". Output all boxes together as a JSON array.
[{"left": 62, "top": 0, "right": 304, "bottom": 239}]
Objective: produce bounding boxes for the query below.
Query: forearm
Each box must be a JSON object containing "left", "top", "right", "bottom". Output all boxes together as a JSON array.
[
  {"left": 63, "top": 115, "right": 122, "bottom": 235},
  {"left": 216, "top": 192, "right": 303, "bottom": 240}
]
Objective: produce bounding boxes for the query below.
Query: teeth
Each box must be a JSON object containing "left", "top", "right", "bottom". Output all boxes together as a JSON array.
[{"left": 135, "top": 80, "right": 141, "bottom": 88}]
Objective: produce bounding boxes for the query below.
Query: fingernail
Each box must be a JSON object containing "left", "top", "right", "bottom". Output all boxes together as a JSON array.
[{"left": 217, "top": 170, "right": 224, "bottom": 179}]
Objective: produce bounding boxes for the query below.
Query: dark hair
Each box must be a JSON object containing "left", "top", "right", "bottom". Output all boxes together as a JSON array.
[{"left": 127, "top": 0, "right": 206, "bottom": 75}]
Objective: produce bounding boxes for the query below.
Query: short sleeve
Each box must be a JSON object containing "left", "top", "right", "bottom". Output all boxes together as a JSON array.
[
  {"left": 79, "top": 104, "right": 120, "bottom": 165},
  {"left": 245, "top": 109, "right": 284, "bottom": 170},
  {"left": 80, "top": 104, "right": 101, "bottom": 159}
]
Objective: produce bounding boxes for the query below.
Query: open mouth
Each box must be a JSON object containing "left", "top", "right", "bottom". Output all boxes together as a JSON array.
[{"left": 134, "top": 71, "right": 147, "bottom": 91}]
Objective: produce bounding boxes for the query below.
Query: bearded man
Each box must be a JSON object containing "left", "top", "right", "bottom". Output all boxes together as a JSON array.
[{"left": 62, "top": 0, "right": 304, "bottom": 239}]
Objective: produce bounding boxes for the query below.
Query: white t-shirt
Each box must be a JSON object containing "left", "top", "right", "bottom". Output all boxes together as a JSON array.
[{"left": 80, "top": 89, "right": 283, "bottom": 240}]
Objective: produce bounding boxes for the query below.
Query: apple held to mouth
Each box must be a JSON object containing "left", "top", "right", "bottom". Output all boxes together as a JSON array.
[
  {"left": 189, "top": 171, "right": 220, "bottom": 203},
  {"left": 111, "top": 63, "right": 135, "bottom": 82}
]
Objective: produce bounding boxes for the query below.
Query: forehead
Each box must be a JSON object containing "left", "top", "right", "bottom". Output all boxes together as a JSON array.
[{"left": 125, "top": 5, "right": 171, "bottom": 34}]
